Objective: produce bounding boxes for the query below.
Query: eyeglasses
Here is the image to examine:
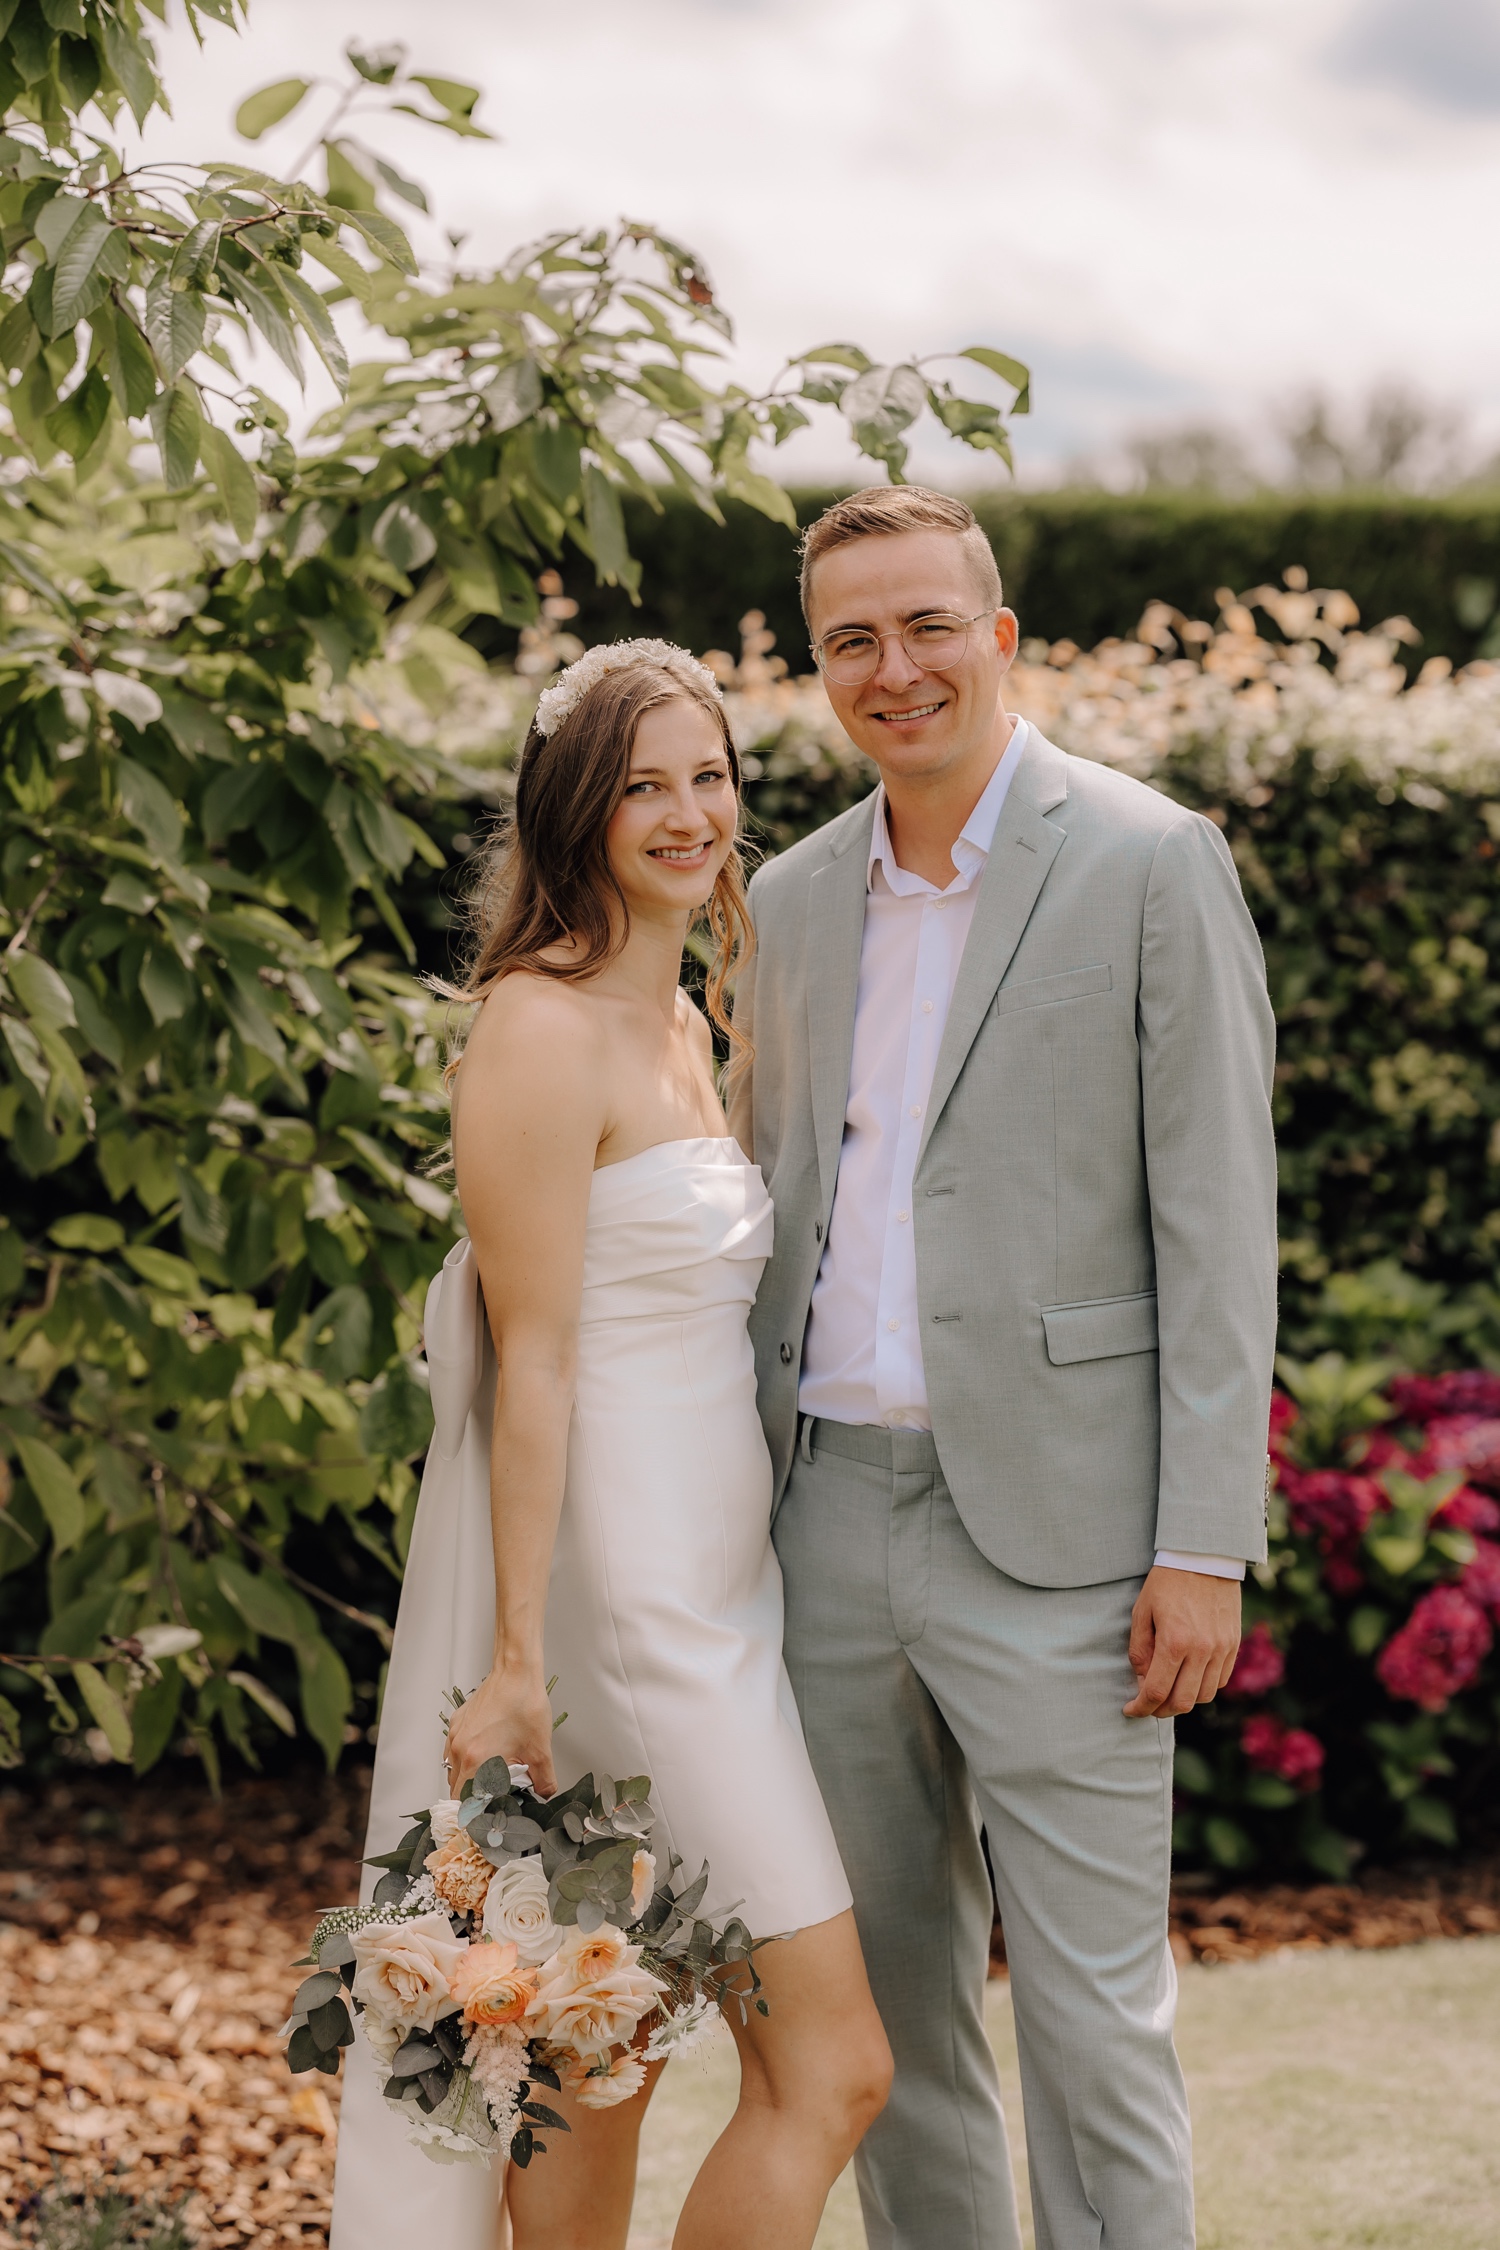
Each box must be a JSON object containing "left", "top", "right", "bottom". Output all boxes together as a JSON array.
[{"left": 811, "top": 608, "right": 997, "bottom": 687}]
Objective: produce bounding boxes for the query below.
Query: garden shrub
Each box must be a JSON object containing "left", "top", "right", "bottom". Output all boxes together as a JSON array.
[{"left": 553, "top": 489, "right": 1500, "bottom": 685}]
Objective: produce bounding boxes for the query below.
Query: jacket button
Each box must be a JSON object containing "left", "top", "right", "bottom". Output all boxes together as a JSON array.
[
  {"left": 779, "top": 1342, "right": 793, "bottom": 1365},
  {"left": 814, "top": 1222, "right": 823, "bottom": 1241}
]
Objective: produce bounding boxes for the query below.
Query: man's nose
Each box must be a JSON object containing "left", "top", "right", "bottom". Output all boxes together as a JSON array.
[{"left": 871, "top": 633, "right": 923, "bottom": 690}]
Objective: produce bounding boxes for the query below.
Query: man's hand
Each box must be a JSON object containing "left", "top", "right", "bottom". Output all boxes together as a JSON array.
[{"left": 1124, "top": 1567, "right": 1241, "bottom": 1718}]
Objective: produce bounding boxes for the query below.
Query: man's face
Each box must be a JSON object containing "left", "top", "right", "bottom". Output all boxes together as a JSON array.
[{"left": 804, "top": 529, "right": 1018, "bottom": 783}]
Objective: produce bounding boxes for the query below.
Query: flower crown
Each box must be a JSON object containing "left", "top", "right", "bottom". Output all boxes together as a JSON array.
[{"left": 532, "top": 637, "right": 724, "bottom": 740}]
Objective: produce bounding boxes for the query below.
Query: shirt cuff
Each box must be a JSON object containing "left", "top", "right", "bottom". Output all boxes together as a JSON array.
[{"left": 1153, "top": 1549, "right": 1246, "bottom": 1581}]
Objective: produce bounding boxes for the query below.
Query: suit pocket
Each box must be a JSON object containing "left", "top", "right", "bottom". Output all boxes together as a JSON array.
[
  {"left": 1041, "top": 1290, "right": 1158, "bottom": 1365},
  {"left": 991, "top": 963, "right": 1112, "bottom": 1018}
]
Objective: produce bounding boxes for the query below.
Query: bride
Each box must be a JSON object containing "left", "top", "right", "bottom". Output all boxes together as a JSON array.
[{"left": 329, "top": 640, "right": 891, "bottom": 2250}]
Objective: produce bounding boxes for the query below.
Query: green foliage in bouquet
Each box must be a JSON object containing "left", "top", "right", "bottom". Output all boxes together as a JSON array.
[{"left": 0, "top": 4, "right": 1026, "bottom": 1785}]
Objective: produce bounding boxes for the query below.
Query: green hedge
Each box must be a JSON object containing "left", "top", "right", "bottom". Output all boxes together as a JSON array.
[{"left": 537, "top": 490, "right": 1500, "bottom": 676}]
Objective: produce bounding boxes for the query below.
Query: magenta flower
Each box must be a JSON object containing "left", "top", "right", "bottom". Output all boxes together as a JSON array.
[
  {"left": 1430, "top": 1485, "right": 1500, "bottom": 1535},
  {"left": 1375, "top": 1585, "right": 1493, "bottom": 1713},
  {"left": 1412, "top": 1414, "right": 1500, "bottom": 1495},
  {"left": 1459, "top": 1539, "right": 1500, "bottom": 1622},
  {"left": 1223, "top": 1621, "right": 1285, "bottom": 1698},
  {"left": 1240, "top": 1713, "right": 1325, "bottom": 1791},
  {"left": 1267, "top": 1390, "right": 1299, "bottom": 1461},
  {"left": 1388, "top": 1370, "right": 1500, "bottom": 1423}
]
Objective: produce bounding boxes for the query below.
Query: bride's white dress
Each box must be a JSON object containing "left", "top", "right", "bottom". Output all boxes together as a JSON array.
[{"left": 330, "top": 1136, "right": 850, "bottom": 2244}]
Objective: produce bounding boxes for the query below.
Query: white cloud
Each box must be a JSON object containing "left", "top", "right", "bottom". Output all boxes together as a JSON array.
[{"left": 135, "top": 0, "right": 1500, "bottom": 481}]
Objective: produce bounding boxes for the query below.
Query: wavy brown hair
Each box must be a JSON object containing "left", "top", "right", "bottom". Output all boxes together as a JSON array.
[{"left": 450, "top": 654, "right": 754, "bottom": 1066}]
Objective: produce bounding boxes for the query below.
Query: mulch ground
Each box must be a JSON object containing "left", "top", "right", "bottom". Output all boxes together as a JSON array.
[{"left": 1, "top": 1766, "right": 1497, "bottom": 2246}]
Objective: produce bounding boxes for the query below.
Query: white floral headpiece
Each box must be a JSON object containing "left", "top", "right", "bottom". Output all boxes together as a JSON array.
[{"left": 532, "top": 636, "right": 724, "bottom": 739}]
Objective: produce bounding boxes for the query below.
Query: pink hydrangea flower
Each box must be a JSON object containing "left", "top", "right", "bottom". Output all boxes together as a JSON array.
[
  {"left": 1240, "top": 1713, "right": 1325, "bottom": 1791},
  {"left": 1356, "top": 1427, "right": 1412, "bottom": 1476},
  {"left": 1375, "top": 1585, "right": 1493, "bottom": 1713},
  {"left": 1276, "top": 1465, "right": 1386, "bottom": 1592},
  {"left": 1387, "top": 1371, "right": 1500, "bottom": 1423},
  {"left": 1430, "top": 1485, "right": 1500, "bottom": 1535},
  {"left": 1459, "top": 1539, "right": 1500, "bottom": 1622},
  {"left": 1223, "top": 1621, "right": 1285, "bottom": 1698},
  {"left": 1411, "top": 1415, "right": 1500, "bottom": 1495}
]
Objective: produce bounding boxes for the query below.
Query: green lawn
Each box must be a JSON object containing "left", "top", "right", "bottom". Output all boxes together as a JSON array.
[{"left": 628, "top": 1937, "right": 1500, "bottom": 2250}]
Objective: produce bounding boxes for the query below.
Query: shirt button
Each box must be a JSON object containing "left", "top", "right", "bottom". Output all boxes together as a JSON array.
[
  {"left": 909, "top": 1105, "right": 921, "bottom": 1118},
  {"left": 896, "top": 1210, "right": 910, "bottom": 1224},
  {"left": 922, "top": 999, "right": 934, "bottom": 1013},
  {"left": 887, "top": 1317, "right": 900, "bottom": 1332}
]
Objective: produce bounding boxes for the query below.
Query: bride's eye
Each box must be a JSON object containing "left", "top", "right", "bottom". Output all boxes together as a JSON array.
[{"left": 695, "top": 766, "right": 728, "bottom": 785}]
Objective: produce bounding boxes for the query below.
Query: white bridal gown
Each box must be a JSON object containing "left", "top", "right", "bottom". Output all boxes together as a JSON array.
[{"left": 330, "top": 1136, "right": 851, "bottom": 2245}]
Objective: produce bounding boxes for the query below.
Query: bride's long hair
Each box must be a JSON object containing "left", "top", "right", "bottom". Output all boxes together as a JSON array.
[{"left": 449, "top": 655, "right": 755, "bottom": 1067}]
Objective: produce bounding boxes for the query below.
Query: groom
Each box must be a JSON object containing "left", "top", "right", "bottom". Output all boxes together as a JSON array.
[{"left": 729, "top": 486, "right": 1278, "bottom": 2250}]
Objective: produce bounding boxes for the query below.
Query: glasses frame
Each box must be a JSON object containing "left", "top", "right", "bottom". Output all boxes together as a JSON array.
[{"left": 810, "top": 607, "right": 998, "bottom": 686}]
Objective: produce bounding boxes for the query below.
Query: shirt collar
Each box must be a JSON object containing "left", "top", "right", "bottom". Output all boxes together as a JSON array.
[{"left": 867, "top": 715, "right": 1030, "bottom": 897}]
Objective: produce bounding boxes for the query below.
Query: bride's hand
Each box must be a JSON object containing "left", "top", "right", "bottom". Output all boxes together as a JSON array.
[{"left": 445, "top": 1667, "right": 558, "bottom": 1798}]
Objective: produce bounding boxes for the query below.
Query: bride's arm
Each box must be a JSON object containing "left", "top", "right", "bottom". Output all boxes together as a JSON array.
[{"left": 444, "top": 978, "right": 608, "bottom": 1795}]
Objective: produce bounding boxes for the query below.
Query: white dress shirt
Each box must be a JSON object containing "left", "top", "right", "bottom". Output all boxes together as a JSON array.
[{"left": 797, "top": 716, "right": 1244, "bottom": 1583}]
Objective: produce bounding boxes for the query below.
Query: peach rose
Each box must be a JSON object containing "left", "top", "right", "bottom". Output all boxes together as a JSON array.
[
  {"left": 426, "top": 1826, "right": 495, "bottom": 1918},
  {"left": 628, "top": 1850, "right": 657, "bottom": 1920},
  {"left": 564, "top": 2047, "right": 648, "bottom": 2109},
  {"left": 525, "top": 1926, "right": 665, "bottom": 2057},
  {"left": 449, "top": 1938, "right": 537, "bottom": 2028},
  {"left": 351, "top": 1913, "right": 468, "bottom": 2033}
]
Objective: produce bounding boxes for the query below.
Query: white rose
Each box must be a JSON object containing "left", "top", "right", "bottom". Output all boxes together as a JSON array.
[
  {"left": 483, "top": 1857, "right": 561, "bottom": 1966},
  {"left": 428, "top": 1798, "right": 463, "bottom": 1848},
  {"left": 351, "top": 1912, "right": 468, "bottom": 2033}
]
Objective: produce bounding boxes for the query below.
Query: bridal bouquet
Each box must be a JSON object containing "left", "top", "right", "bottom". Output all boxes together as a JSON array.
[{"left": 283, "top": 1748, "right": 762, "bottom": 2167}]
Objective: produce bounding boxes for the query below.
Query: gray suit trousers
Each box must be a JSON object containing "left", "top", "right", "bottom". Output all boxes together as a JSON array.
[{"left": 776, "top": 1422, "right": 1193, "bottom": 2250}]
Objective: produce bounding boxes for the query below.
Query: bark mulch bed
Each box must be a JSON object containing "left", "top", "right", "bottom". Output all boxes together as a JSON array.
[{"left": 2, "top": 1766, "right": 1498, "bottom": 2245}]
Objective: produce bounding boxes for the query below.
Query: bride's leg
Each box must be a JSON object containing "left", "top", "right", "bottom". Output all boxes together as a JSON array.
[
  {"left": 505, "top": 2060, "right": 665, "bottom": 2250},
  {"left": 672, "top": 1909, "right": 892, "bottom": 2250}
]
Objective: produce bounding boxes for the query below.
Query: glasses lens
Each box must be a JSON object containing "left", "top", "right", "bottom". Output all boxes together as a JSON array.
[
  {"left": 902, "top": 616, "right": 969, "bottom": 669},
  {"left": 820, "top": 632, "right": 880, "bottom": 683}
]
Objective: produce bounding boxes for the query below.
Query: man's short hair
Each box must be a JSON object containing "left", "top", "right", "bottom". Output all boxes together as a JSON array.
[{"left": 798, "top": 485, "right": 1003, "bottom": 622}]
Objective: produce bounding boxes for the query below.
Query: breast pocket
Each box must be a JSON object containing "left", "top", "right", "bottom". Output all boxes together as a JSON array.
[{"left": 991, "top": 963, "right": 1112, "bottom": 1019}]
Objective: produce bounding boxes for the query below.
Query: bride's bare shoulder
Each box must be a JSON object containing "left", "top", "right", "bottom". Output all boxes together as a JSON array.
[{"left": 456, "top": 970, "right": 606, "bottom": 1096}]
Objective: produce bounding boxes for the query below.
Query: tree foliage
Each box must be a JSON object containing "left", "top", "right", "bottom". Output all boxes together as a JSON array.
[{"left": 0, "top": 3, "right": 1028, "bottom": 1778}]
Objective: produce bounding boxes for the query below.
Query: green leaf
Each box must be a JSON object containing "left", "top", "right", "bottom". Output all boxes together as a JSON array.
[
  {"left": 8, "top": 948, "right": 77, "bottom": 1029},
  {"left": 325, "top": 138, "right": 377, "bottom": 213},
  {"left": 199, "top": 420, "right": 259, "bottom": 542},
  {"left": 298, "top": 1633, "right": 353, "bottom": 1770},
  {"left": 72, "top": 1662, "right": 133, "bottom": 1762},
  {"left": 372, "top": 497, "right": 436, "bottom": 574},
  {"left": 139, "top": 946, "right": 195, "bottom": 1025},
  {"left": 114, "top": 755, "right": 184, "bottom": 857},
  {"left": 719, "top": 463, "right": 797, "bottom": 532},
  {"left": 149, "top": 381, "right": 204, "bottom": 490},
  {"left": 99, "top": 10, "right": 162, "bottom": 127},
  {"left": 582, "top": 464, "right": 631, "bottom": 587},
  {"left": 960, "top": 344, "right": 1031, "bottom": 412},
  {"left": 408, "top": 74, "right": 481, "bottom": 118},
  {"left": 228, "top": 1668, "right": 297, "bottom": 1736},
  {"left": 49, "top": 1213, "right": 124, "bottom": 1251},
  {"left": 235, "top": 76, "right": 311, "bottom": 140},
  {"left": 275, "top": 262, "right": 351, "bottom": 389},
  {"left": 339, "top": 205, "right": 417, "bottom": 275},
  {"left": 131, "top": 1661, "right": 183, "bottom": 1774},
  {"left": 794, "top": 342, "right": 873, "bottom": 373},
  {"left": 15, "top": 1435, "right": 86, "bottom": 1552},
  {"left": 122, "top": 1244, "right": 202, "bottom": 1295},
  {"left": 222, "top": 263, "right": 304, "bottom": 381},
  {"left": 0, "top": 1694, "right": 21, "bottom": 1771},
  {"left": 485, "top": 355, "right": 542, "bottom": 433},
  {"left": 48, "top": 202, "right": 124, "bottom": 331},
  {"left": 43, "top": 364, "right": 109, "bottom": 460},
  {"left": 373, "top": 157, "right": 427, "bottom": 214}
]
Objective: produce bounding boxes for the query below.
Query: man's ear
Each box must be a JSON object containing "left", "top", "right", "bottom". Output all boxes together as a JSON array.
[{"left": 994, "top": 608, "right": 1020, "bottom": 673}]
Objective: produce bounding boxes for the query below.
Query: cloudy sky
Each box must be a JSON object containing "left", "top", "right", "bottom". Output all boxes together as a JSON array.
[{"left": 141, "top": 0, "right": 1500, "bottom": 485}]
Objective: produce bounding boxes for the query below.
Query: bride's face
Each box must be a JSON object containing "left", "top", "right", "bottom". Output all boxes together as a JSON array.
[{"left": 605, "top": 696, "right": 738, "bottom": 921}]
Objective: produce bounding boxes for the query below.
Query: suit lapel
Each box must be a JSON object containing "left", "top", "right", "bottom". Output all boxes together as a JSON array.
[
  {"left": 805, "top": 798, "right": 877, "bottom": 1208},
  {"left": 918, "top": 732, "right": 1070, "bottom": 1166}
]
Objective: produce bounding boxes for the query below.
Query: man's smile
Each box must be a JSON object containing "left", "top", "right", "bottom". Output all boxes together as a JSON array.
[{"left": 870, "top": 699, "right": 947, "bottom": 727}]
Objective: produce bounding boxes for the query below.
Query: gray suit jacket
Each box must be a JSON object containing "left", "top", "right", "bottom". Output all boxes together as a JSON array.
[{"left": 728, "top": 725, "right": 1278, "bottom": 1588}]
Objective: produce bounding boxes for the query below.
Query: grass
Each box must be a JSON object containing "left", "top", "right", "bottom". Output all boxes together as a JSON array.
[
  {"left": 11, "top": 2178, "right": 195, "bottom": 2250},
  {"left": 627, "top": 1936, "right": 1500, "bottom": 2250}
]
